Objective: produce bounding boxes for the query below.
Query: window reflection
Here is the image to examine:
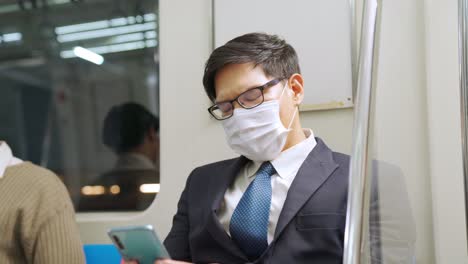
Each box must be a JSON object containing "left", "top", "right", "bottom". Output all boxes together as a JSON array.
[
  {"left": 0, "top": 0, "right": 159, "bottom": 212},
  {"left": 78, "top": 103, "right": 160, "bottom": 211}
]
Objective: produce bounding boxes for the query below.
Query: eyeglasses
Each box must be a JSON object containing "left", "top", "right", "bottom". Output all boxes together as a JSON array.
[{"left": 208, "top": 78, "right": 285, "bottom": 120}]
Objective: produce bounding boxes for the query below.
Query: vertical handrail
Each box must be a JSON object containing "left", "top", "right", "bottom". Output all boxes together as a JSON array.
[
  {"left": 343, "top": 0, "right": 381, "bottom": 263},
  {"left": 349, "top": 0, "right": 358, "bottom": 97},
  {"left": 458, "top": 0, "right": 468, "bottom": 248}
]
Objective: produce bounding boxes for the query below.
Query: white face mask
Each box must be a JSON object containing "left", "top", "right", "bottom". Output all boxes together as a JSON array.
[{"left": 221, "top": 85, "right": 297, "bottom": 162}]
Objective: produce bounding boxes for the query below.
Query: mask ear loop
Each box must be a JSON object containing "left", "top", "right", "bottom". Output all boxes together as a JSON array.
[
  {"left": 279, "top": 80, "right": 298, "bottom": 130},
  {"left": 279, "top": 80, "right": 288, "bottom": 98},
  {"left": 286, "top": 107, "right": 298, "bottom": 130}
]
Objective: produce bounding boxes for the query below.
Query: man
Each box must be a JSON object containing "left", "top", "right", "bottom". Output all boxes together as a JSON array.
[
  {"left": 125, "top": 32, "right": 416, "bottom": 264},
  {"left": 0, "top": 141, "right": 85, "bottom": 263},
  {"left": 152, "top": 32, "right": 351, "bottom": 264},
  {"left": 124, "top": 33, "right": 349, "bottom": 264},
  {"left": 78, "top": 102, "right": 160, "bottom": 211}
]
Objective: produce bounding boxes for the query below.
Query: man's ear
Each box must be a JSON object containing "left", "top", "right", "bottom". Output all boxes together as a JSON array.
[{"left": 288, "top": 74, "right": 304, "bottom": 105}]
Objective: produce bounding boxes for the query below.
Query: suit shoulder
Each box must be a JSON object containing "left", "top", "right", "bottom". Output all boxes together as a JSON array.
[
  {"left": 192, "top": 156, "right": 240, "bottom": 172},
  {"left": 188, "top": 157, "right": 241, "bottom": 178},
  {"left": 332, "top": 151, "right": 350, "bottom": 166}
]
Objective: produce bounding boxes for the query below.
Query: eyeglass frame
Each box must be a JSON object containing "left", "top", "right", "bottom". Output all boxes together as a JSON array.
[{"left": 207, "top": 77, "right": 287, "bottom": 120}]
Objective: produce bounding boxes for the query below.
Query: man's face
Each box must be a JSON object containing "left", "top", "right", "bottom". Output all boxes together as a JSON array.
[
  {"left": 144, "top": 127, "right": 160, "bottom": 166},
  {"left": 214, "top": 62, "right": 297, "bottom": 128}
]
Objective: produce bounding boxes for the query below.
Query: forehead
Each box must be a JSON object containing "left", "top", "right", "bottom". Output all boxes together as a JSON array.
[{"left": 214, "top": 63, "right": 270, "bottom": 102}]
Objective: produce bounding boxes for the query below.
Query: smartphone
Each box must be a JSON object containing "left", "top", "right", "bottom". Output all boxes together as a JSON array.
[{"left": 107, "top": 225, "right": 170, "bottom": 264}]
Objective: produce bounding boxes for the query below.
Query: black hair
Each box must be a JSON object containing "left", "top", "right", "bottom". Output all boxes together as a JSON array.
[
  {"left": 203, "top": 32, "right": 301, "bottom": 101},
  {"left": 102, "top": 102, "right": 159, "bottom": 154}
]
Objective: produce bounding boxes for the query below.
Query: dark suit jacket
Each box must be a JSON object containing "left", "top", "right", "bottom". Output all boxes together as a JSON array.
[{"left": 164, "top": 138, "right": 350, "bottom": 263}]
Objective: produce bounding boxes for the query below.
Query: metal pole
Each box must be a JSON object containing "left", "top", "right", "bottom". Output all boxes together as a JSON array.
[
  {"left": 349, "top": 0, "right": 358, "bottom": 97},
  {"left": 343, "top": 0, "right": 381, "bottom": 263},
  {"left": 458, "top": 0, "right": 468, "bottom": 249}
]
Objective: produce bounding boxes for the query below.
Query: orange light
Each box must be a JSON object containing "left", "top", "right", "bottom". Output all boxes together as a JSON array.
[
  {"left": 81, "top": 185, "right": 106, "bottom": 196},
  {"left": 110, "top": 185, "right": 120, "bottom": 195}
]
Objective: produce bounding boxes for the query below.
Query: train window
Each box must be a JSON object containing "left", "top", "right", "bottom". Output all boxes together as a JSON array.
[{"left": 0, "top": 0, "right": 160, "bottom": 212}]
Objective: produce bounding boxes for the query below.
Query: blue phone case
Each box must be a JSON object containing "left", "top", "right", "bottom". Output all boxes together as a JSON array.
[{"left": 108, "top": 225, "right": 170, "bottom": 264}]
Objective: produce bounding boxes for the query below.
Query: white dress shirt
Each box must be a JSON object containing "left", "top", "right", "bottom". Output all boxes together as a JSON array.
[
  {"left": 217, "top": 129, "right": 317, "bottom": 243},
  {"left": 0, "top": 142, "right": 23, "bottom": 178}
]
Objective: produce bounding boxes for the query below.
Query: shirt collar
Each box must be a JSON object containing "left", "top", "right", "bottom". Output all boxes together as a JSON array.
[
  {"left": 0, "top": 142, "right": 23, "bottom": 178},
  {"left": 247, "top": 129, "right": 317, "bottom": 180},
  {"left": 270, "top": 129, "right": 317, "bottom": 180}
]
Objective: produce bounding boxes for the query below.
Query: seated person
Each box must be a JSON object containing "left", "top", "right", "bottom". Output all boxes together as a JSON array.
[
  {"left": 127, "top": 33, "right": 415, "bottom": 264},
  {"left": 0, "top": 141, "right": 85, "bottom": 263},
  {"left": 78, "top": 102, "right": 160, "bottom": 211},
  {"left": 128, "top": 32, "right": 350, "bottom": 264}
]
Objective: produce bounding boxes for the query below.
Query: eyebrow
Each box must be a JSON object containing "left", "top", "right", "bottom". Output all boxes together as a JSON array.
[{"left": 215, "top": 82, "right": 270, "bottom": 104}]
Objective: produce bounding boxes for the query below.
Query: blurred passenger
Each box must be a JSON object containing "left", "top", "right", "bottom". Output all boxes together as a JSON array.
[
  {"left": 0, "top": 141, "right": 85, "bottom": 264},
  {"left": 367, "top": 161, "right": 416, "bottom": 263},
  {"left": 78, "top": 102, "right": 160, "bottom": 211}
]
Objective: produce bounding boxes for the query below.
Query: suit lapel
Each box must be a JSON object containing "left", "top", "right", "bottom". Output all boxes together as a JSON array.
[
  {"left": 273, "top": 138, "right": 339, "bottom": 240},
  {"left": 209, "top": 156, "right": 249, "bottom": 211},
  {"left": 205, "top": 156, "right": 249, "bottom": 261}
]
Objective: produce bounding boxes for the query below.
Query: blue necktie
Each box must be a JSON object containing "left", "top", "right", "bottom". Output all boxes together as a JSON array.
[{"left": 229, "top": 162, "right": 276, "bottom": 260}]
